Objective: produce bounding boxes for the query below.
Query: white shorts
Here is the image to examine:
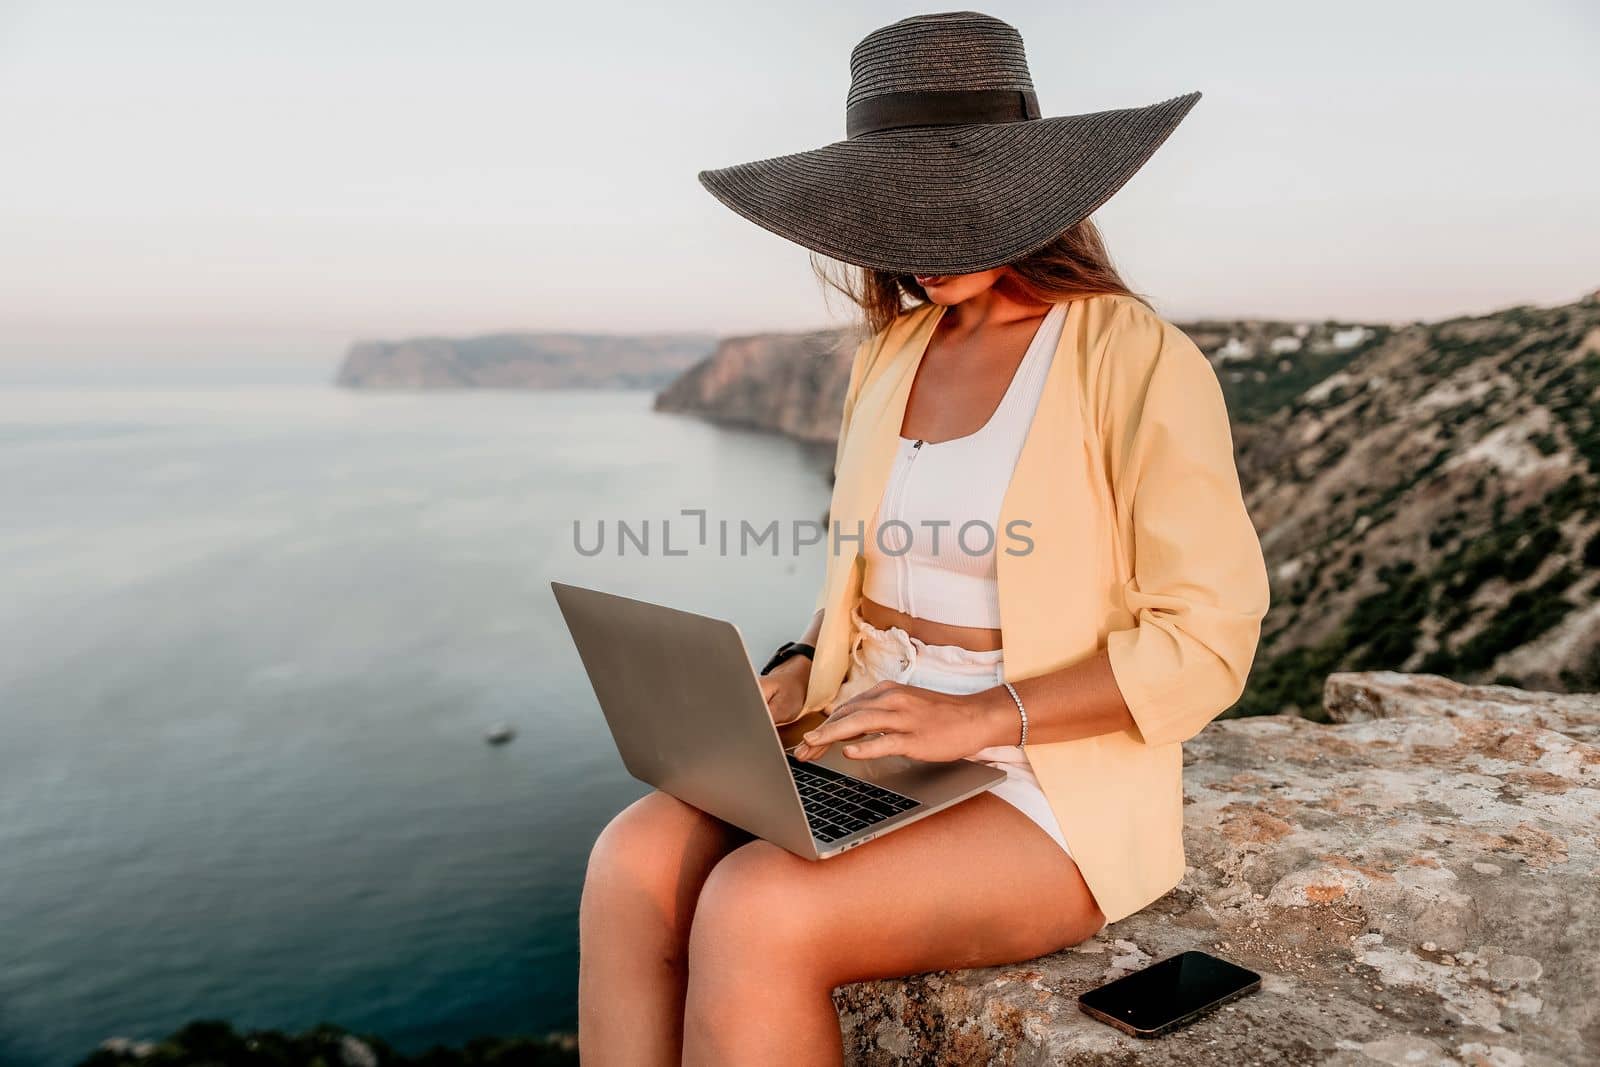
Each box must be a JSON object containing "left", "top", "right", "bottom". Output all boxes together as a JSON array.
[{"left": 831, "top": 605, "right": 1072, "bottom": 857}]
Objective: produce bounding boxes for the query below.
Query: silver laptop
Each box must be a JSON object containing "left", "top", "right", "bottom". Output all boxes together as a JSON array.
[{"left": 551, "top": 581, "right": 1005, "bottom": 859}]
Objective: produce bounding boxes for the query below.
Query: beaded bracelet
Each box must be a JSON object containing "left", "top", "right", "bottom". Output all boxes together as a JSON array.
[{"left": 1003, "top": 681, "right": 1028, "bottom": 747}]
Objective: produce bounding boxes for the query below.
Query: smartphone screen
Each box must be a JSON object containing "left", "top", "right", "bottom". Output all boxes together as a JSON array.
[{"left": 1078, "top": 951, "right": 1260, "bottom": 1037}]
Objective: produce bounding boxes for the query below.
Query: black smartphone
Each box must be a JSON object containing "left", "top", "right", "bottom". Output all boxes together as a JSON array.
[{"left": 1077, "top": 951, "right": 1260, "bottom": 1038}]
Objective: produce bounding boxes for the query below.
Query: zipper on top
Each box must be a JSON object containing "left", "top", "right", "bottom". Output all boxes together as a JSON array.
[{"left": 888, "top": 437, "right": 924, "bottom": 615}]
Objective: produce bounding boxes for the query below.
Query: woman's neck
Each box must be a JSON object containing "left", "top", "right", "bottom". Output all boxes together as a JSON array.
[{"left": 937, "top": 281, "right": 1055, "bottom": 336}]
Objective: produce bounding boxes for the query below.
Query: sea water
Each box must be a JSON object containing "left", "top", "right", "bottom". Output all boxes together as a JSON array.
[{"left": 0, "top": 385, "right": 832, "bottom": 1066}]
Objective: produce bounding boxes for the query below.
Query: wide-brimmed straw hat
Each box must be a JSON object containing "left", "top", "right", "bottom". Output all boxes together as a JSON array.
[{"left": 697, "top": 10, "right": 1201, "bottom": 276}]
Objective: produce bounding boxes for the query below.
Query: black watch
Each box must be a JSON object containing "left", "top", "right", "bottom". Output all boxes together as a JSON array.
[{"left": 760, "top": 641, "right": 815, "bottom": 676}]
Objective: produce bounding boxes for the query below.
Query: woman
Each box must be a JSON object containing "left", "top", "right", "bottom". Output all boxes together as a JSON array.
[{"left": 580, "top": 11, "right": 1270, "bottom": 1065}]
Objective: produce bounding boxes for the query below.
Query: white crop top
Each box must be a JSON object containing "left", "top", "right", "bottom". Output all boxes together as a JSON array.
[{"left": 861, "top": 301, "right": 1066, "bottom": 630}]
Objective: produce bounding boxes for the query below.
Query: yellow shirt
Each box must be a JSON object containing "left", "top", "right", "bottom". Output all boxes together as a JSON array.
[{"left": 804, "top": 293, "right": 1271, "bottom": 923}]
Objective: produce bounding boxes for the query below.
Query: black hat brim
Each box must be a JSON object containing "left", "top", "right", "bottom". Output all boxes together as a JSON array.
[{"left": 698, "top": 91, "right": 1201, "bottom": 276}]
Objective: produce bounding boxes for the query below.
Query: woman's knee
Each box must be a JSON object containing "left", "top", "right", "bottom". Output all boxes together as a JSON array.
[
  {"left": 687, "top": 842, "right": 822, "bottom": 978},
  {"left": 583, "top": 791, "right": 726, "bottom": 926}
]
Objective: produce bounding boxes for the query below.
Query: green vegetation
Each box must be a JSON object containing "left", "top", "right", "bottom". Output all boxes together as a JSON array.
[
  {"left": 1545, "top": 474, "right": 1590, "bottom": 521},
  {"left": 1349, "top": 447, "right": 1450, "bottom": 530},
  {"left": 1418, "top": 329, "right": 1514, "bottom": 378},
  {"left": 1346, "top": 561, "right": 1432, "bottom": 669},
  {"left": 1236, "top": 488, "right": 1594, "bottom": 718},
  {"left": 1432, "top": 499, "right": 1566, "bottom": 631},
  {"left": 79, "top": 1021, "right": 577, "bottom": 1067},
  {"left": 1560, "top": 644, "right": 1600, "bottom": 691},
  {"left": 1527, "top": 330, "right": 1600, "bottom": 474},
  {"left": 1230, "top": 640, "right": 1345, "bottom": 721},
  {"left": 1233, "top": 560, "right": 1433, "bottom": 720},
  {"left": 1218, "top": 327, "right": 1389, "bottom": 424},
  {"left": 1424, "top": 566, "right": 1579, "bottom": 677},
  {"left": 1293, "top": 443, "right": 1453, "bottom": 561}
]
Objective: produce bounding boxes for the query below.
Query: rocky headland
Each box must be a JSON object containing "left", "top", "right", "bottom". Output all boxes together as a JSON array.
[
  {"left": 653, "top": 325, "right": 862, "bottom": 442},
  {"left": 335, "top": 330, "right": 716, "bottom": 390}
]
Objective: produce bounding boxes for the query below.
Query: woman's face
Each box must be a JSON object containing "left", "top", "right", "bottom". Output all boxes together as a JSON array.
[{"left": 911, "top": 268, "right": 1007, "bottom": 304}]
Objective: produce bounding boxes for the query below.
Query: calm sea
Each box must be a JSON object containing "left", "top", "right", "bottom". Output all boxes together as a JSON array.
[{"left": 0, "top": 385, "right": 833, "bottom": 1067}]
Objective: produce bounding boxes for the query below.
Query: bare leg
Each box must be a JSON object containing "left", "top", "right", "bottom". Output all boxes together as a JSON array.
[
  {"left": 578, "top": 790, "right": 750, "bottom": 1066},
  {"left": 682, "top": 793, "right": 1104, "bottom": 1066}
]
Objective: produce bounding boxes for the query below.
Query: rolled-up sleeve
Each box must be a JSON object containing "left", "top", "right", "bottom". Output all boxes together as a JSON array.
[{"left": 1099, "top": 304, "right": 1271, "bottom": 747}]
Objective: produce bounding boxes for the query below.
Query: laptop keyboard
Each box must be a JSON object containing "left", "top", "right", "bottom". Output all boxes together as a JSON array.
[{"left": 787, "top": 755, "right": 919, "bottom": 843}]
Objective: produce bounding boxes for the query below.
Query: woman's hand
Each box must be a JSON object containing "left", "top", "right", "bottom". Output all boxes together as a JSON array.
[
  {"left": 791, "top": 680, "right": 1015, "bottom": 763},
  {"left": 757, "top": 654, "right": 812, "bottom": 726}
]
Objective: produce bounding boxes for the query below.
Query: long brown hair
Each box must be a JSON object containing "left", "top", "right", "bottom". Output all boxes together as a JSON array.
[{"left": 813, "top": 218, "right": 1148, "bottom": 339}]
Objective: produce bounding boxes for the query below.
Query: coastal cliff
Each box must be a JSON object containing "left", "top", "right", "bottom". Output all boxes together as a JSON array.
[
  {"left": 654, "top": 294, "right": 1600, "bottom": 704},
  {"left": 335, "top": 331, "right": 716, "bottom": 390},
  {"left": 653, "top": 326, "right": 864, "bottom": 442}
]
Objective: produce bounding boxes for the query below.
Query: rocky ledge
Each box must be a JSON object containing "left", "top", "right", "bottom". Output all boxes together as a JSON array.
[{"left": 832, "top": 672, "right": 1599, "bottom": 1066}]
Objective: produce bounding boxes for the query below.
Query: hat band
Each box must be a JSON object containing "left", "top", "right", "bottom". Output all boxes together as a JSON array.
[{"left": 846, "top": 87, "right": 1041, "bottom": 139}]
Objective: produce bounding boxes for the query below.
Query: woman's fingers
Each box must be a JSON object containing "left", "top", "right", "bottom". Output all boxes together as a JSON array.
[
  {"left": 792, "top": 685, "right": 922, "bottom": 760},
  {"left": 795, "top": 709, "right": 907, "bottom": 760},
  {"left": 841, "top": 733, "right": 905, "bottom": 760},
  {"left": 804, "top": 706, "right": 898, "bottom": 745}
]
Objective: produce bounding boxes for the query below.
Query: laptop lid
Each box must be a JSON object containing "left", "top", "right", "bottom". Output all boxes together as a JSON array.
[{"left": 551, "top": 581, "right": 816, "bottom": 857}]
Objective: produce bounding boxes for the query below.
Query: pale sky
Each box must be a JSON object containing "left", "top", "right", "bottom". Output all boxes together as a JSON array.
[{"left": 1, "top": 0, "right": 1596, "bottom": 367}]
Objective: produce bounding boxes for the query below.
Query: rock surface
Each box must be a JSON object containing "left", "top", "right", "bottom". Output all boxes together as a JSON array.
[
  {"left": 1325, "top": 670, "right": 1600, "bottom": 745},
  {"left": 832, "top": 671, "right": 1599, "bottom": 1065}
]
